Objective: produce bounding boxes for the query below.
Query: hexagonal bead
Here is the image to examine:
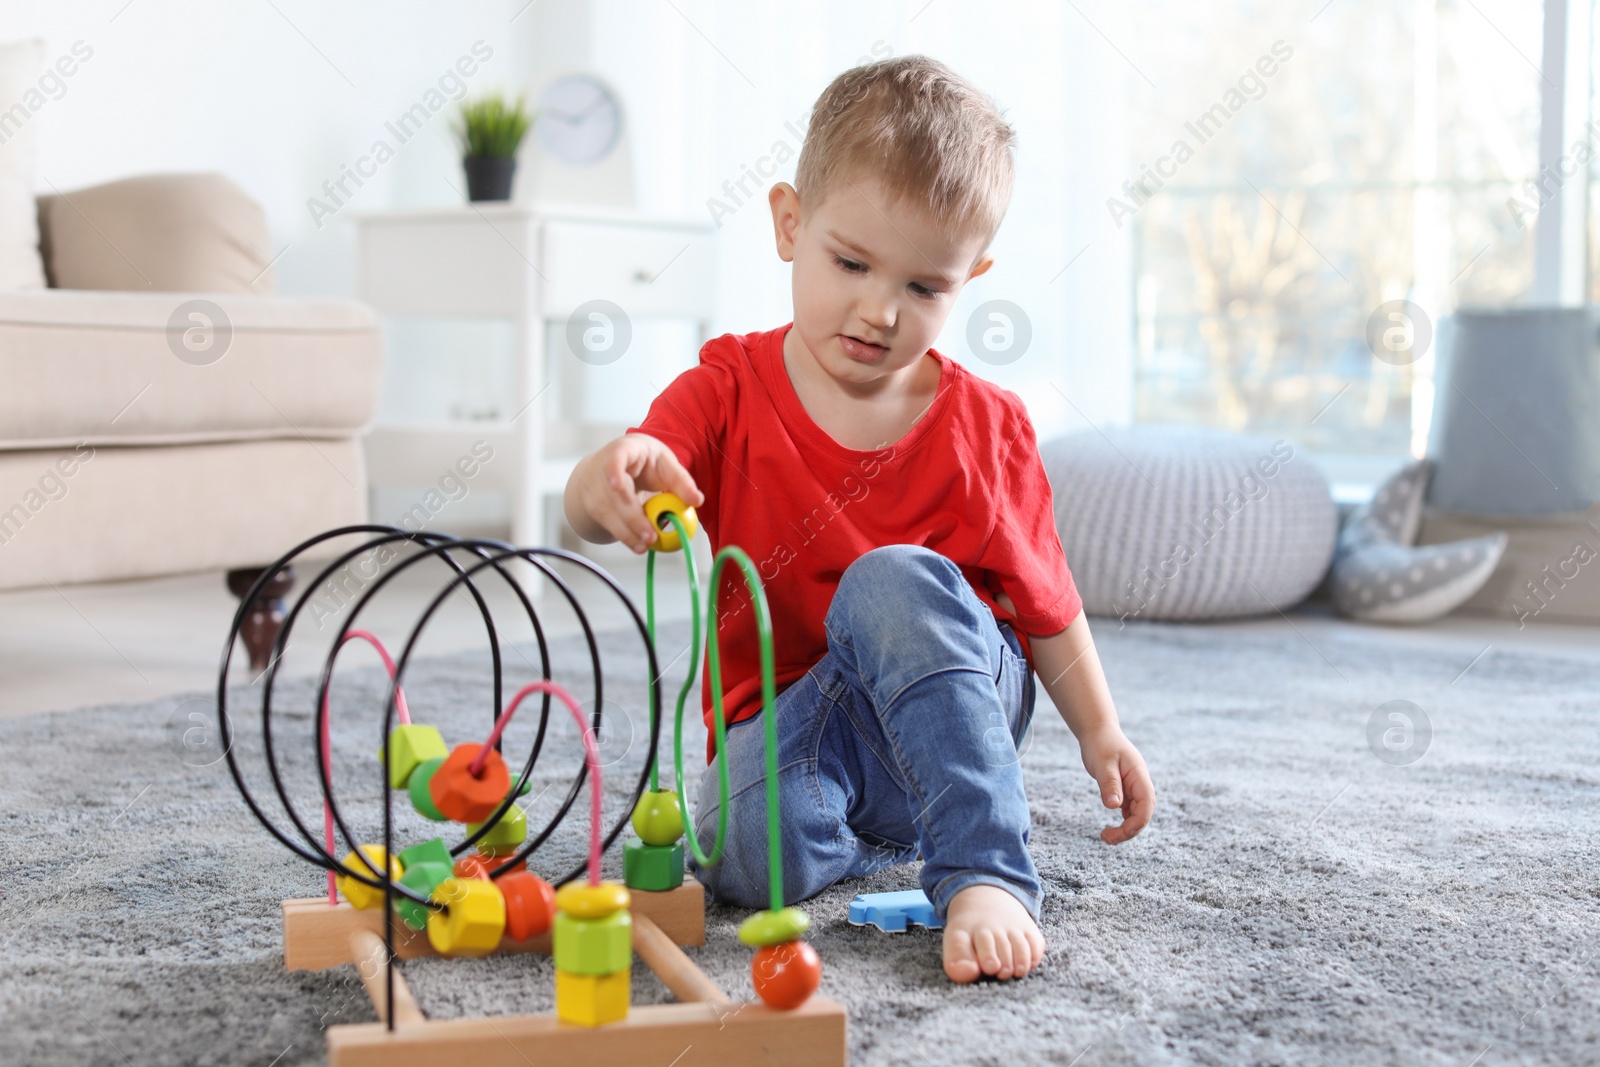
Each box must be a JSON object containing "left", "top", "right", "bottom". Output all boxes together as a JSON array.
[
  {"left": 394, "top": 860, "right": 451, "bottom": 931},
  {"left": 467, "top": 802, "right": 527, "bottom": 852},
  {"left": 555, "top": 880, "right": 630, "bottom": 920},
  {"left": 500, "top": 871, "right": 556, "bottom": 941},
  {"left": 553, "top": 909, "right": 632, "bottom": 975},
  {"left": 378, "top": 724, "right": 449, "bottom": 789},
  {"left": 623, "top": 839, "right": 684, "bottom": 891},
  {"left": 629, "top": 790, "right": 685, "bottom": 846},
  {"left": 408, "top": 757, "right": 448, "bottom": 821},
  {"left": 336, "top": 845, "right": 401, "bottom": 910},
  {"left": 426, "top": 876, "right": 505, "bottom": 957},
  {"left": 398, "top": 837, "right": 452, "bottom": 873},
  {"left": 555, "top": 968, "right": 630, "bottom": 1027},
  {"left": 429, "top": 743, "right": 511, "bottom": 823}
]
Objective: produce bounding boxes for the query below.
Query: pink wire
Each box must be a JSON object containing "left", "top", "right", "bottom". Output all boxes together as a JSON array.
[
  {"left": 473, "top": 680, "right": 604, "bottom": 885},
  {"left": 322, "top": 630, "right": 411, "bottom": 904}
]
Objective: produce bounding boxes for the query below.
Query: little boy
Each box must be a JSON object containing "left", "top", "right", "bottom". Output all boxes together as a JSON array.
[{"left": 564, "top": 55, "right": 1154, "bottom": 983}]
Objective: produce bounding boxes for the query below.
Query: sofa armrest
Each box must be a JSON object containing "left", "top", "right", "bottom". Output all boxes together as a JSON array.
[{"left": 36, "top": 173, "right": 277, "bottom": 294}]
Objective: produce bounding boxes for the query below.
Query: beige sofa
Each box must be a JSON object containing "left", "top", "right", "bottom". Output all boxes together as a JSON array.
[{"left": 0, "top": 173, "right": 383, "bottom": 591}]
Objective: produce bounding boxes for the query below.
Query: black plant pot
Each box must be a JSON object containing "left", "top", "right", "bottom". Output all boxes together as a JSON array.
[{"left": 463, "top": 156, "right": 517, "bottom": 202}]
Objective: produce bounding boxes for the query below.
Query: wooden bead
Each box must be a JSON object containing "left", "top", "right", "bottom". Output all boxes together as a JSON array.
[
  {"left": 426, "top": 877, "right": 506, "bottom": 957},
  {"left": 398, "top": 837, "right": 452, "bottom": 873},
  {"left": 553, "top": 909, "right": 632, "bottom": 975},
  {"left": 751, "top": 939, "right": 821, "bottom": 1010},
  {"left": 394, "top": 860, "right": 451, "bottom": 931},
  {"left": 623, "top": 839, "right": 684, "bottom": 891},
  {"left": 428, "top": 744, "right": 511, "bottom": 823},
  {"left": 555, "top": 880, "right": 630, "bottom": 920},
  {"left": 408, "top": 757, "right": 448, "bottom": 821},
  {"left": 378, "top": 724, "right": 449, "bottom": 789},
  {"left": 737, "top": 906, "right": 810, "bottom": 947},
  {"left": 555, "top": 968, "right": 629, "bottom": 1027},
  {"left": 643, "top": 492, "right": 698, "bottom": 552},
  {"left": 336, "top": 845, "right": 401, "bottom": 911},
  {"left": 499, "top": 871, "right": 556, "bottom": 941},
  {"left": 454, "top": 853, "right": 525, "bottom": 878},
  {"left": 629, "top": 790, "right": 685, "bottom": 846},
  {"left": 467, "top": 801, "right": 528, "bottom": 851}
]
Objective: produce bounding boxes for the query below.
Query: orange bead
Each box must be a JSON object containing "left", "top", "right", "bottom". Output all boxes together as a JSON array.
[
  {"left": 454, "top": 852, "right": 524, "bottom": 880},
  {"left": 428, "top": 743, "right": 511, "bottom": 823},
  {"left": 751, "top": 939, "right": 821, "bottom": 1010},
  {"left": 500, "top": 871, "right": 556, "bottom": 941}
]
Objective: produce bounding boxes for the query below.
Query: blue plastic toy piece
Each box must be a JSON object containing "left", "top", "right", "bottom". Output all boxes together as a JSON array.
[{"left": 847, "top": 889, "right": 943, "bottom": 932}]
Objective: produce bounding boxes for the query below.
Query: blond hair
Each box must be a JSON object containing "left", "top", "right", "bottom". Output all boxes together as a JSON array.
[{"left": 794, "top": 55, "right": 1016, "bottom": 250}]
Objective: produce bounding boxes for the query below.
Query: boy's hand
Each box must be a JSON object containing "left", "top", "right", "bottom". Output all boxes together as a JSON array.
[
  {"left": 567, "top": 433, "right": 703, "bottom": 552},
  {"left": 1079, "top": 726, "right": 1155, "bottom": 844}
]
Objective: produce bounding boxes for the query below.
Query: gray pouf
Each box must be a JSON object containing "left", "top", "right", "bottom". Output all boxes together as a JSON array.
[{"left": 1039, "top": 427, "right": 1337, "bottom": 621}]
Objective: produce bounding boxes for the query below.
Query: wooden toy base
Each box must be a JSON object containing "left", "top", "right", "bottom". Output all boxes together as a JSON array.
[{"left": 282, "top": 880, "right": 848, "bottom": 1067}]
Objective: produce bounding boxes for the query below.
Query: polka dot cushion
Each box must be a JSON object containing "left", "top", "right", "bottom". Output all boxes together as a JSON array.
[
  {"left": 1039, "top": 426, "right": 1338, "bottom": 621},
  {"left": 1330, "top": 460, "right": 1507, "bottom": 622}
]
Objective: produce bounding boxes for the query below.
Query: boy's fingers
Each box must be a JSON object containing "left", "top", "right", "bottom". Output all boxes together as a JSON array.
[
  {"left": 1096, "top": 762, "right": 1123, "bottom": 808},
  {"left": 598, "top": 491, "right": 655, "bottom": 550},
  {"left": 656, "top": 450, "right": 704, "bottom": 507},
  {"left": 1102, "top": 770, "right": 1155, "bottom": 844}
]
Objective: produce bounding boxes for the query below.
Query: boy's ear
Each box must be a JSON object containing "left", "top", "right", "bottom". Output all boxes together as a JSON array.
[
  {"left": 966, "top": 254, "right": 995, "bottom": 281},
  {"left": 769, "top": 182, "right": 801, "bottom": 263}
]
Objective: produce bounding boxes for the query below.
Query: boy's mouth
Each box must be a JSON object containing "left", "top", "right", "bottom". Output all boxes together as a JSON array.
[{"left": 838, "top": 334, "right": 889, "bottom": 362}]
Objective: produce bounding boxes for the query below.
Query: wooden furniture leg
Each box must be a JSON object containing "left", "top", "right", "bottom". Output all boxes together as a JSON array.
[{"left": 226, "top": 564, "right": 295, "bottom": 672}]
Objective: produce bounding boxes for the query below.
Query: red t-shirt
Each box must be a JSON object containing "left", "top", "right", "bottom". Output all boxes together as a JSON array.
[{"left": 628, "top": 323, "right": 1082, "bottom": 760}]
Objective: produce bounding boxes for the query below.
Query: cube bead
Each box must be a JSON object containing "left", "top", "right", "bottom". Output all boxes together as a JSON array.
[
  {"left": 395, "top": 860, "right": 451, "bottom": 930},
  {"left": 337, "top": 845, "right": 401, "bottom": 910},
  {"left": 379, "top": 724, "right": 449, "bottom": 789},
  {"left": 623, "top": 839, "right": 684, "bottom": 891},
  {"left": 555, "top": 968, "right": 630, "bottom": 1027},
  {"left": 426, "top": 876, "right": 506, "bottom": 957},
  {"left": 500, "top": 871, "right": 556, "bottom": 941},
  {"left": 553, "top": 909, "right": 632, "bottom": 975},
  {"left": 398, "top": 837, "right": 452, "bottom": 873},
  {"left": 467, "top": 802, "right": 527, "bottom": 851},
  {"left": 408, "top": 757, "right": 448, "bottom": 821},
  {"left": 429, "top": 744, "right": 511, "bottom": 823}
]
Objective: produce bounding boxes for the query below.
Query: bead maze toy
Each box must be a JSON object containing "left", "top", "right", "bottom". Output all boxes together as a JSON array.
[{"left": 219, "top": 499, "right": 844, "bottom": 1066}]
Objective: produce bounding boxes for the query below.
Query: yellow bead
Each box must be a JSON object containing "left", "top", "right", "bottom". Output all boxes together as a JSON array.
[
  {"left": 337, "top": 845, "right": 402, "bottom": 910},
  {"left": 426, "top": 877, "right": 506, "bottom": 957},
  {"left": 643, "top": 493, "right": 698, "bottom": 553},
  {"left": 555, "top": 968, "right": 630, "bottom": 1027},
  {"left": 554, "top": 880, "right": 630, "bottom": 920}
]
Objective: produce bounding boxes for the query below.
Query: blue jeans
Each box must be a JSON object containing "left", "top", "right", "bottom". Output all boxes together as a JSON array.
[{"left": 688, "top": 544, "right": 1041, "bottom": 921}]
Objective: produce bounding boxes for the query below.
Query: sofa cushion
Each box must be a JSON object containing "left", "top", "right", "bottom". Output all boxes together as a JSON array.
[
  {"left": 1039, "top": 426, "right": 1337, "bottom": 621},
  {"left": 37, "top": 173, "right": 276, "bottom": 293},
  {"left": 0, "top": 289, "right": 382, "bottom": 448},
  {"left": 0, "top": 39, "right": 47, "bottom": 289}
]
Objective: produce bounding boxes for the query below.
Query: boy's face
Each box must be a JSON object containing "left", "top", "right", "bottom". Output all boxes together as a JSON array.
[{"left": 769, "top": 174, "right": 994, "bottom": 387}]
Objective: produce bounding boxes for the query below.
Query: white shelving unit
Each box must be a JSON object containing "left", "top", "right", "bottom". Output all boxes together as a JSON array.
[{"left": 354, "top": 202, "right": 716, "bottom": 547}]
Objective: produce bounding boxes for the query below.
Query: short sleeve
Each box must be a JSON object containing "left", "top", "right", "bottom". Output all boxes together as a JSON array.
[
  {"left": 976, "top": 402, "right": 1083, "bottom": 635},
  {"left": 626, "top": 339, "right": 736, "bottom": 503}
]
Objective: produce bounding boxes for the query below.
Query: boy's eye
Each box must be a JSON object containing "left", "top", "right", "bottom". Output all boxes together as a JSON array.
[
  {"left": 832, "top": 254, "right": 866, "bottom": 273},
  {"left": 909, "top": 282, "right": 944, "bottom": 299}
]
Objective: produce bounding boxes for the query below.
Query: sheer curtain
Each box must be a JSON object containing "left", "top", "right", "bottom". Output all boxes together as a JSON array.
[{"left": 586, "top": 0, "right": 1135, "bottom": 439}]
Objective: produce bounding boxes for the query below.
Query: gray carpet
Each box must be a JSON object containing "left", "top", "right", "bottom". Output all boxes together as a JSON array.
[{"left": 2, "top": 616, "right": 1598, "bottom": 1066}]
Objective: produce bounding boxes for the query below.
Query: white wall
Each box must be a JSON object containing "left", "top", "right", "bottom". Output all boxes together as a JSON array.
[{"left": 8, "top": 0, "right": 1133, "bottom": 435}]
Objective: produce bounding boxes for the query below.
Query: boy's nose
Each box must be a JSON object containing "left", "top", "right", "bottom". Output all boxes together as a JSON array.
[{"left": 857, "top": 292, "right": 896, "bottom": 330}]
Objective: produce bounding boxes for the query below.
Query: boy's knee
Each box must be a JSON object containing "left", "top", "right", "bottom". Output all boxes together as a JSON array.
[{"left": 839, "top": 544, "right": 957, "bottom": 595}]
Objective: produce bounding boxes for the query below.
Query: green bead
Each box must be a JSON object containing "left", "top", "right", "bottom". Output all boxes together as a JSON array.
[
  {"left": 553, "top": 909, "right": 632, "bottom": 975},
  {"left": 630, "top": 790, "right": 685, "bottom": 846},
  {"left": 468, "top": 802, "right": 528, "bottom": 850},
  {"left": 737, "top": 906, "right": 810, "bottom": 947},
  {"left": 409, "top": 757, "right": 448, "bottom": 821},
  {"left": 508, "top": 773, "right": 534, "bottom": 797},
  {"left": 379, "top": 724, "right": 449, "bottom": 789},
  {"left": 399, "top": 837, "right": 452, "bottom": 873},
  {"left": 623, "top": 839, "right": 684, "bottom": 891},
  {"left": 394, "top": 860, "right": 451, "bottom": 930}
]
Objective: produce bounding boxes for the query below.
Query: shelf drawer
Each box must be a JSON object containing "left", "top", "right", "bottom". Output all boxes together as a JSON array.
[{"left": 540, "top": 220, "right": 715, "bottom": 320}]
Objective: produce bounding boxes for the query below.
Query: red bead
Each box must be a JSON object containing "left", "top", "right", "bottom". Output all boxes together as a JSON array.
[
  {"left": 428, "top": 743, "right": 511, "bottom": 823},
  {"left": 751, "top": 939, "right": 821, "bottom": 1010},
  {"left": 453, "top": 853, "right": 524, "bottom": 880},
  {"left": 500, "top": 871, "right": 556, "bottom": 941}
]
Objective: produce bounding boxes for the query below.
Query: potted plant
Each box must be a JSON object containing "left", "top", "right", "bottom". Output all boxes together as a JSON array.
[{"left": 454, "top": 94, "right": 533, "bottom": 202}]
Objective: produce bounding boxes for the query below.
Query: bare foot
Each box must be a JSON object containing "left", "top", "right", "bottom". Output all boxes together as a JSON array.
[{"left": 941, "top": 884, "right": 1045, "bottom": 982}]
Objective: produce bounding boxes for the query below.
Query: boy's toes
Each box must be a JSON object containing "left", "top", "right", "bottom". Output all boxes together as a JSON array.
[
  {"left": 1009, "top": 929, "right": 1034, "bottom": 977},
  {"left": 942, "top": 928, "right": 981, "bottom": 983}
]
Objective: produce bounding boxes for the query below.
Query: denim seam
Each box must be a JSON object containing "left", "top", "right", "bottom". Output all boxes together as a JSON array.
[{"left": 809, "top": 692, "right": 868, "bottom": 890}]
